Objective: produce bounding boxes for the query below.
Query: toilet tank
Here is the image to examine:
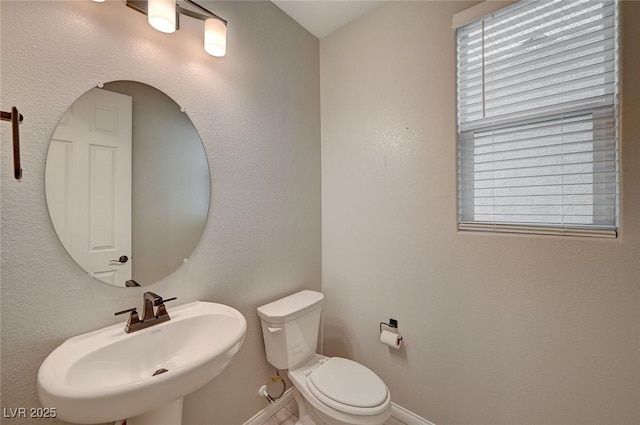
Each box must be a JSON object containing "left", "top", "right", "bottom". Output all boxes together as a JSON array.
[{"left": 257, "top": 290, "right": 324, "bottom": 370}]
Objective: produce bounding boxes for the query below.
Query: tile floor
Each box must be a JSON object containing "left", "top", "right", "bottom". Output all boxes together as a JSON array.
[
  {"left": 261, "top": 399, "right": 299, "bottom": 425},
  {"left": 261, "top": 399, "right": 406, "bottom": 425}
]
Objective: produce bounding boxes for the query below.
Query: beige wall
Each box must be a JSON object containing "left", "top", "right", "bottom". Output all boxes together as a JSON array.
[
  {"left": 321, "top": 2, "right": 640, "bottom": 425},
  {"left": 0, "top": 1, "right": 320, "bottom": 424}
]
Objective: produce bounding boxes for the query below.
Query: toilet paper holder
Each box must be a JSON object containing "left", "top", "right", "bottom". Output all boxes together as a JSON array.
[{"left": 379, "top": 318, "right": 402, "bottom": 340}]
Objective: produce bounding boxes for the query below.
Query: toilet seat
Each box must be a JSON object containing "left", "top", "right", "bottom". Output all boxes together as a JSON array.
[{"left": 306, "top": 357, "right": 389, "bottom": 415}]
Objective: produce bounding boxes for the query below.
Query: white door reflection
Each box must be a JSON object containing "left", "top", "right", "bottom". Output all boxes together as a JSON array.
[{"left": 46, "top": 88, "right": 133, "bottom": 285}]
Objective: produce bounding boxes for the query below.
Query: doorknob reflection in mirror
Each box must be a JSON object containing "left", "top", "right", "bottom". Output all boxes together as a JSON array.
[{"left": 110, "top": 256, "right": 129, "bottom": 264}]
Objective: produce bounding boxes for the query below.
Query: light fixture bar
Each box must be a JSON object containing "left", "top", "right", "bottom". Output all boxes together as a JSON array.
[
  {"left": 126, "top": 0, "right": 225, "bottom": 24},
  {"left": 175, "top": 5, "right": 211, "bottom": 22},
  {"left": 181, "top": 0, "right": 226, "bottom": 24},
  {"left": 126, "top": 0, "right": 181, "bottom": 30}
]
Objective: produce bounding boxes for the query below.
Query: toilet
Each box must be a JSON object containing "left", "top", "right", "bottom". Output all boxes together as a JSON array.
[{"left": 257, "top": 290, "right": 392, "bottom": 425}]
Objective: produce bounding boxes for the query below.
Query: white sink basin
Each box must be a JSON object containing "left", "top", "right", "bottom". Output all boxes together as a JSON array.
[{"left": 37, "top": 301, "right": 247, "bottom": 424}]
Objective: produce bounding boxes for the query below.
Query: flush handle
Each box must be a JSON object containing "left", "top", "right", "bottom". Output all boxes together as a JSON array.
[{"left": 268, "top": 327, "right": 283, "bottom": 334}]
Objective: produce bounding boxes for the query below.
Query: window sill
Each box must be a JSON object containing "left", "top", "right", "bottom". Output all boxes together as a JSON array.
[{"left": 458, "top": 222, "right": 618, "bottom": 239}]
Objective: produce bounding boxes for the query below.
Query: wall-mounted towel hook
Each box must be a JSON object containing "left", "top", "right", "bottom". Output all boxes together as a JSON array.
[{"left": 1, "top": 106, "right": 24, "bottom": 179}]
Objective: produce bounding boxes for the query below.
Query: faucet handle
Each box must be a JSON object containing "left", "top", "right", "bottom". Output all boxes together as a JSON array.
[
  {"left": 114, "top": 307, "right": 138, "bottom": 316},
  {"left": 114, "top": 307, "right": 141, "bottom": 333},
  {"left": 155, "top": 297, "right": 177, "bottom": 318}
]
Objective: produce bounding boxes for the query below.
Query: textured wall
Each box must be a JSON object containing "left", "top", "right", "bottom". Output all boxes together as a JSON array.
[
  {"left": 0, "top": 1, "right": 320, "bottom": 424},
  {"left": 321, "top": 2, "right": 640, "bottom": 425}
]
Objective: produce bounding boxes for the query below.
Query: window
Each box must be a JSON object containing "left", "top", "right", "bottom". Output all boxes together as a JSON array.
[{"left": 456, "top": 0, "right": 619, "bottom": 237}]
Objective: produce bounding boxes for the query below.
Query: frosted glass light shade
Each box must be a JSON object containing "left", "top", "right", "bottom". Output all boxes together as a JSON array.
[
  {"left": 204, "top": 18, "right": 227, "bottom": 57},
  {"left": 148, "top": 0, "right": 176, "bottom": 34}
]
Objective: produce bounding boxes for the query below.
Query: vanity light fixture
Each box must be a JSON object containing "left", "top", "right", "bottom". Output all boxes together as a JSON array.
[
  {"left": 148, "top": 0, "right": 177, "bottom": 33},
  {"left": 119, "top": 0, "right": 227, "bottom": 57},
  {"left": 204, "top": 17, "right": 226, "bottom": 57}
]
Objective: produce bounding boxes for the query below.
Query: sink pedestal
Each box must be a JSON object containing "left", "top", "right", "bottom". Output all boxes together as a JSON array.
[{"left": 128, "top": 398, "right": 183, "bottom": 425}]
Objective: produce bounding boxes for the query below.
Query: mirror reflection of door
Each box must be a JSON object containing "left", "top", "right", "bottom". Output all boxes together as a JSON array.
[{"left": 46, "top": 88, "right": 133, "bottom": 285}]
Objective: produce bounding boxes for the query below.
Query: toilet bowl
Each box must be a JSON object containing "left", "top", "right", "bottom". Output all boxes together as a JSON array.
[
  {"left": 288, "top": 354, "right": 391, "bottom": 425},
  {"left": 257, "top": 290, "right": 391, "bottom": 425}
]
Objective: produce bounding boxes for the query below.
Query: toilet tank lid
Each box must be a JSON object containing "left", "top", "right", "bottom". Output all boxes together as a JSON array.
[{"left": 257, "top": 290, "right": 324, "bottom": 323}]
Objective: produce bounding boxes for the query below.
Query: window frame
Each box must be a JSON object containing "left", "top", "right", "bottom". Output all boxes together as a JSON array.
[{"left": 455, "top": 0, "right": 620, "bottom": 238}]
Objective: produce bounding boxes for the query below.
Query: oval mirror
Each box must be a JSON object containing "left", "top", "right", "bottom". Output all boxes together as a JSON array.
[{"left": 45, "top": 81, "right": 210, "bottom": 287}]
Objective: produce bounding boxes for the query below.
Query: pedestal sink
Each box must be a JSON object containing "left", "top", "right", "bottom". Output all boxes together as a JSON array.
[{"left": 37, "top": 301, "right": 247, "bottom": 425}]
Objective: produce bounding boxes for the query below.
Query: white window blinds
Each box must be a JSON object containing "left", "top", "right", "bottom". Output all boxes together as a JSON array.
[{"left": 456, "top": 0, "right": 619, "bottom": 237}]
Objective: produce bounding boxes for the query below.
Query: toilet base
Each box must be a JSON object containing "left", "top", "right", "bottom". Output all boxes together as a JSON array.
[{"left": 293, "top": 387, "right": 328, "bottom": 425}]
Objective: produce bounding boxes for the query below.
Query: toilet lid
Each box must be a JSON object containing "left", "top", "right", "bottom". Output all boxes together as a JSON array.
[{"left": 308, "top": 357, "right": 388, "bottom": 408}]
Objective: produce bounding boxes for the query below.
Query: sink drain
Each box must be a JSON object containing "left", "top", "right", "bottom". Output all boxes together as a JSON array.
[{"left": 153, "top": 368, "right": 169, "bottom": 376}]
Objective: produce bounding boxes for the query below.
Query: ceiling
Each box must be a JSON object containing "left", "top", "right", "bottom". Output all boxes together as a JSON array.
[{"left": 271, "top": 1, "right": 386, "bottom": 39}]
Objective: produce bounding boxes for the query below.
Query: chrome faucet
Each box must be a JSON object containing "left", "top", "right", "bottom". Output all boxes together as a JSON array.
[{"left": 115, "top": 291, "right": 177, "bottom": 333}]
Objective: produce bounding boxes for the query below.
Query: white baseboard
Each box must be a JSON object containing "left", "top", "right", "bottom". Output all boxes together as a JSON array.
[
  {"left": 242, "top": 389, "right": 434, "bottom": 425},
  {"left": 243, "top": 388, "right": 295, "bottom": 425},
  {"left": 391, "top": 402, "right": 436, "bottom": 425}
]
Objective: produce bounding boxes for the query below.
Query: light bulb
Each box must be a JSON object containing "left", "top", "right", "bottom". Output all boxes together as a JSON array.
[
  {"left": 148, "top": 0, "right": 176, "bottom": 34},
  {"left": 204, "top": 18, "right": 227, "bottom": 57}
]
